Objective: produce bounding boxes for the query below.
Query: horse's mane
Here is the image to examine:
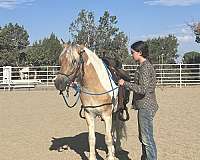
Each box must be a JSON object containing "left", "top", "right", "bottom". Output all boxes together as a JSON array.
[
  {"left": 82, "top": 47, "right": 118, "bottom": 95},
  {"left": 83, "top": 47, "right": 102, "bottom": 65}
]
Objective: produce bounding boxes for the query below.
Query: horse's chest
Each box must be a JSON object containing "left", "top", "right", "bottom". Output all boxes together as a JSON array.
[{"left": 81, "top": 94, "right": 111, "bottom": 106}]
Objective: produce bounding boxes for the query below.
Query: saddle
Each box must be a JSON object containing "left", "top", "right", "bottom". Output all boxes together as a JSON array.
[
  {"left": 102, "top": 57, "right": 131, "bottom": 105},
  {"left": 102, "top": 57, "right": 131, "bottom": 83}
]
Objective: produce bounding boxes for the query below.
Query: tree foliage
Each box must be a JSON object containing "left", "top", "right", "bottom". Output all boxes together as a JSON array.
[
  {"left": 183, "top": 51, "right": 200, "bottom": 64},
  {"left": 26, "top": 33, "right": 62, "bottom": 66},
  {"left": 69, "top": 10, "right": 179, "bottom": 64},
  {"left": 194, "top": 23, "right": 200, "bottom": 43},
  {"left": 146, "top": 35, "right": 179, "bottom": 64},
  {"left": 69, "top": 10, "right": 130, "bottom": 64},
  {"left": 182, "top": 51, "right": 200, "bottom": 81},
  {"left": 0, "top": 23, "right": 30, "bottom": 66},
  {"left": 69, "top": 10, "right": 96, "bottom": 49},
  {"left": 189, "top": 22, "right": 200, "bottom": 43}
]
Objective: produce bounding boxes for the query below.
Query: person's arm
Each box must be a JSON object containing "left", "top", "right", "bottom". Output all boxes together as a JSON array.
[{"left": 124, "top": 66, "right": 150, "bottom": 95}]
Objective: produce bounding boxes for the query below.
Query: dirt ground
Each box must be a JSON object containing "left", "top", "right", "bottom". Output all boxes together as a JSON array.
[{"left": 0, "top": 87, "right": 200, "bottom": 160}]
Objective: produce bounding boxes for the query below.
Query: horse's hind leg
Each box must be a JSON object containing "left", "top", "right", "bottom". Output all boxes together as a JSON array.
[
  {"left": 102, "top": 113, "right": 115, "bottom": 160},
  {"left": 85, "top": 111, "right": 96, "bottom": 160}
]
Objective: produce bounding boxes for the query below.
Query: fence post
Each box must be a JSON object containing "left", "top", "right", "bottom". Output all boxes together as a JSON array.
[
  {"left": 180, "top": 63, "right": 182, "bottom": 88},
  {"left": 161, "top": 64, "right": 163, "bottom": 85},
  {"left": 199, "top": 64, "right": 200, "bottom": 84},
  {"left": 47, "top": 66, "right": 49, "bottom": 87},
  {"left": 3, "top": 66, "right": 12, "bottom": 91},
  {"left": 28, "top": 67, "right": 30, "bottom": 87}
]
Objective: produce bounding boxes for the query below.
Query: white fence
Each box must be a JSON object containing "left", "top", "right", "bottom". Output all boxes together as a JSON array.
[
  {"left": 0, "top": 66, "right": 60, "bottom": 90},
  {"left": 0, "top": 64, "right": 200, "bottom": 90},
  {"left": 123, "top": 63, "right": 200, "bottom": 87}
]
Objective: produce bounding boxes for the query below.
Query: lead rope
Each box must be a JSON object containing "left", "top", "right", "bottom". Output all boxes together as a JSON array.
[
  {"left": 59, "top": 86, "right": 81, "bottom": 108},
  {"left": 60, "top": 83, "right": 119, "bottom": 117}
]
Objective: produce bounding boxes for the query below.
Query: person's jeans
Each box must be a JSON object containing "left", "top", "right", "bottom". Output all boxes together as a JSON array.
[{"left": 138, "top": 108, "right": 157, "bottom": 160}]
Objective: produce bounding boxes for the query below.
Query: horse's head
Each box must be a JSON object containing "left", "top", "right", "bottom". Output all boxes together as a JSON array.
[{"left": 54, "top": 43, "right": 85, "bottom": 92}]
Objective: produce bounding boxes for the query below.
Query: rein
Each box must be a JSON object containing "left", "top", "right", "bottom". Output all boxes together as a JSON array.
[
  {"left": 59, "top": 89, "right": 80, "bottom": 108},
  {"left": 59, "top": 83, "right": 118, "bottom": 108}
]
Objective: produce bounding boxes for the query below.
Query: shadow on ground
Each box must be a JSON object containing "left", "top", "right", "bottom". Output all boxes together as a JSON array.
[{"left": 49, "top": 132, "right": 131, "bottom": 160}]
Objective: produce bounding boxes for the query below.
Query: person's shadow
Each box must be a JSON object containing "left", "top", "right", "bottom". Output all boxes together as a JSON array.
[{"left": 49, "top": 132, "right": 131, "bottom": 160}]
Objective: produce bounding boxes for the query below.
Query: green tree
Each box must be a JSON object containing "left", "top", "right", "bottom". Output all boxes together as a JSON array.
[
  {"left": 69, "top": 10, "right": 129, "bottom": 63},
  {"left": 111, "top": 31, "right": 130, "bottom": 63},
  {"left": 95, "top": 11, "right": 119, "bottom": 57},
  {"left": 0, "top": 23, "right": 30, "bottom": 66},
  {"left": 189, "top": 22, "right": 200, "bottom": 43},
  {"left": 147, "top": 35, "right": 179, "bottom": 64},
  {"left": 183, "top": 51, "right": 200, "bottom": 64},
  {"left": 194, "top": 23, "right": 200, "bottom": 43},
  {"left": 182, "top": 51, "right": 200, "bottom": 82},
  {"left": 69, "top": 9, "right": 96, "bottom": 49},
  {"left": 27, "top": 33, "right": 62, "bottom": 66}
]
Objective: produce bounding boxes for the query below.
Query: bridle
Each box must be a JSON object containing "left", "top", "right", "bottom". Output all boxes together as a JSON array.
[
  {"left": 58, "top": 49, "right": 85, "bottom": 83},
  {"left": 57, "top": 49, "right": 85, "bottom": 108}
]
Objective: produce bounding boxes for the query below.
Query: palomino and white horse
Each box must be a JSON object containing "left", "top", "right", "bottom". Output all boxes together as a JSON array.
[{"left": 54, "top": 43, "right": 128, "bottom": 160}]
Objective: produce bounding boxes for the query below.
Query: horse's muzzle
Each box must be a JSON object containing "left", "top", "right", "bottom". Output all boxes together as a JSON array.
[{"left": 54, "top": 75, "right": 69, "bottom": 91}]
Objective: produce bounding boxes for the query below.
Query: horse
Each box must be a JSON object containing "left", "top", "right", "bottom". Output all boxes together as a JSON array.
[
  {"left": 54, "top": 43, "right": 128, "bottom": 160},
  {"left": 19, "top": 67, "right": 37, "bottom": 80}
]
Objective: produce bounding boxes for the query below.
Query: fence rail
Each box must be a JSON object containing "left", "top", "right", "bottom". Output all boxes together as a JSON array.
[
  {"left": 123, "top": 63, "right": 200, "bottom": 87},
  {"left": 0, "top": 66, "right": 60, "bottom": 90},
  {"left": 0, "top": 64, "right": 200, "bottom": 90}
]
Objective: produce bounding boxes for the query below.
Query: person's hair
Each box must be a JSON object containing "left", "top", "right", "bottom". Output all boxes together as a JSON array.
[{"left": 131, "top": 41, "right": 149, "bottom": 59}]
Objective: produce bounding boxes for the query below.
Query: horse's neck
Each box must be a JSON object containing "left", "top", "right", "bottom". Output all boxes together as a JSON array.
[{"left": 82, "top": 48, "right": 117, "bottom": 93}]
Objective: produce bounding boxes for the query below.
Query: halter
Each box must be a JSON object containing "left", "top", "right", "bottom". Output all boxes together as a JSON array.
[
  {"left": 58, "top": 49, "right": 85, "bottom": 85},
  {"left": 57, "top": 49, "right": 85, "bottom": 108}
]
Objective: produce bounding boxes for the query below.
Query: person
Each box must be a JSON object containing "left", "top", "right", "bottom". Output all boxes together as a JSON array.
[{"left": 118, "top": 41, "right": 159, "bottom": 160}]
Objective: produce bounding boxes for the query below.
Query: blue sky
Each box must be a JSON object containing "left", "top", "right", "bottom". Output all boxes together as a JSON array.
[{"left": 0, "top": 0, "right": 200, "bottom": 60}]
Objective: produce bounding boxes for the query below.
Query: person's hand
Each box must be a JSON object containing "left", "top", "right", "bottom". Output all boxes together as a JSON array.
[{"left": 118, "top": 79, "right": 125, "bottom": 86}]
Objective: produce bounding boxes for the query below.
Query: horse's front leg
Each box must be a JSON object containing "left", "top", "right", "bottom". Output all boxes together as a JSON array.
[
  {"left": 85, "top": 111, "right": 96, "bottom": 160},
  {"left": 102, "top": 113, "right": 115, "bottom": 160}
]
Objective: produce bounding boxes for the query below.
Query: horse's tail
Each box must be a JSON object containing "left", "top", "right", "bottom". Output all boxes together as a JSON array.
[{"left": 112, "top": 111, "right": 127, "bottom": 152}]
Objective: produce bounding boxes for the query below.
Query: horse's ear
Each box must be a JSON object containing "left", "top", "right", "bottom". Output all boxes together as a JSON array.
[
  {"left": 61, "top": 39, "right": 70, "bottom": 48},
  {"left": 61, "top": 39, "right": 65, "bottom": 44}
]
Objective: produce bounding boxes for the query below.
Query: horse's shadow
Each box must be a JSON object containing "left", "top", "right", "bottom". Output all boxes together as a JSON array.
[{"left": 49, "top": 132, "right": 131, "bottom": 160}]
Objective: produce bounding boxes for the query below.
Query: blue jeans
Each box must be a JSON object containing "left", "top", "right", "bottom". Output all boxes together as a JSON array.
[{"left": 138, "top": 108, "right": 157, "bottom": 160}]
